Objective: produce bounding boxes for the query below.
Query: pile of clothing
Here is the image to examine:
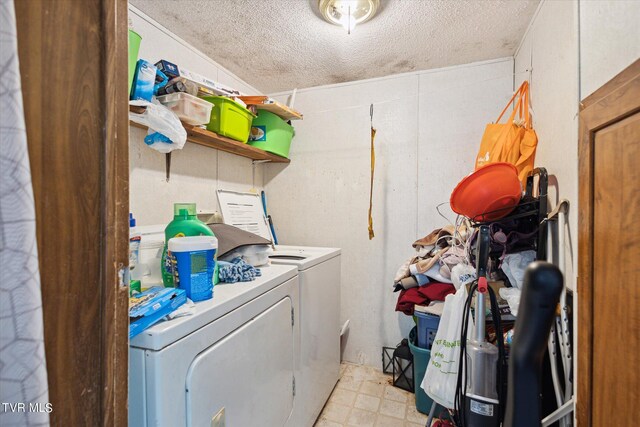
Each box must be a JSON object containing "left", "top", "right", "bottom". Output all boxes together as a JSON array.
[
  {"left": 394, "top": 225, "right": 475, "bottom": 315},
  {"left": 394, "top": 221, "right": 539, "bottom": 317}
]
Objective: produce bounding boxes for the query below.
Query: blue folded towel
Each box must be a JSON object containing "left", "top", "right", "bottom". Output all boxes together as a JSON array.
[{"left": 218, "top": 257, "right": 262, "bottom": 283}]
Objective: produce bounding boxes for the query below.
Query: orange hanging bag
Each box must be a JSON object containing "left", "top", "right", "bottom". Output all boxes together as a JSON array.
[{"left": 475, "top": 81, "right": 538, "bottom": 185}]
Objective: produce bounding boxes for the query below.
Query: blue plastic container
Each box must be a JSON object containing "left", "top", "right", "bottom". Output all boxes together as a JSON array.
[
  {"left": 168, "top": 236, "right": 218, "bottom": 302},
  {"left": 130, "top": 59, "right": 169, "bottom": 101},
  {"left": 414, "top": 310, "right": 440, "bottom": 349}
]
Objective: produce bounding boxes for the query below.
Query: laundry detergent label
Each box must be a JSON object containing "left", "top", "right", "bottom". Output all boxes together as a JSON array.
[
  {"left": 470, "top": 399, "right": 494, "bottom": 417},
  {"left": 171, "top": 248, "right": 215, "bottom": 302}
]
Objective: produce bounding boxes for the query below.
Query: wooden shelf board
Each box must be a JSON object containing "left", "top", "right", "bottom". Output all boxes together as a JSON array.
[
  {"left": 129, "top": 106, "right": 289, "bottom": 163},
  {"left": 184, "top": 125, "right": 289, "bottom": 163},
  {"left": 237, "top": 96, "right": 303, "bottom": 121}
]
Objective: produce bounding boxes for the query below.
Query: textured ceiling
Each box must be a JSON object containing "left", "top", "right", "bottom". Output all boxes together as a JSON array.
[{"left": 131, "top": 0, "right": 539, "bottom": 93}]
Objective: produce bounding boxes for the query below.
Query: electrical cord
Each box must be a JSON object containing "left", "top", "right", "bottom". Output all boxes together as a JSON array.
[{"left": 488, "top": 283, "right": 507, "bottom": 422}]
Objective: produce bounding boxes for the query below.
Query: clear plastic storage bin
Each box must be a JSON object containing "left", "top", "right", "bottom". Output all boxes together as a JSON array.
[{"left": 156, "top": 92, "right": 213, "bottom": 125}]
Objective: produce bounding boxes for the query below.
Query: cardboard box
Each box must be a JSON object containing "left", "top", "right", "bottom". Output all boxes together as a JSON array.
[{"left": 155, "top": 59, "right": 180, "bottom": 79}]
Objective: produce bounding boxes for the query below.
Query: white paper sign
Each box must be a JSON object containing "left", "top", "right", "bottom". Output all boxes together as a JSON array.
[{"left": 216, "top": 190, "right": 273, "bottom": 242}]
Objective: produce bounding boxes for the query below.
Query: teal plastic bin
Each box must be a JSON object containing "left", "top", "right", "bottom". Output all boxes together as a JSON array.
[{"left": 409, "top": 328, "right": 449, "bottom": 417}]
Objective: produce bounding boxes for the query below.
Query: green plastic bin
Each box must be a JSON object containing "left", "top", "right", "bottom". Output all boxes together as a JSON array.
[
  {"left": 248, "top": 110, "right": 294, "bottom": 158},
  {"left": 128, "top": 30, "right": 142, "bottom": 95},
  {"left": 200, "top": 96, "right": 256, "bottom": 142},
  {"left": 409, "top": 328, "right": 449, "bottom": 417}
]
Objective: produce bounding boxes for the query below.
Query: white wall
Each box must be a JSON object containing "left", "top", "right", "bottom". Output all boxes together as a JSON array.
[
  {"left": 498, "top": 0, "right": 639, "bottom": 292},
  {"left": 514, "top": 0, "right": 579, "bottom": 291},
  {"left": 579, "top": 0, "right": 640, "bottom": 98},
  {"left": 128, "top": 6, "right": 264, "bottom": 225},
  {"left": 264, "top": 59, "right": 514, "bottom": 365}
]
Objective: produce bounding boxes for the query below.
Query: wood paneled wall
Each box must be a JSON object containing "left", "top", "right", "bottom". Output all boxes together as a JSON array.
[{"left": 14, "top": 0, "right": 129, "bottom": 425}]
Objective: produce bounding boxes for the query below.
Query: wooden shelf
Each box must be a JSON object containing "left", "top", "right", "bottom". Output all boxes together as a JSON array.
[
  {"left": 129, "top": 105, "right": 290, "bottom": 163},
  {"left": 237, "top": 96, "right": 303, "bottom": 120},
  {"left": 183, "top": 125, "right": 290, "bottom": 163}
]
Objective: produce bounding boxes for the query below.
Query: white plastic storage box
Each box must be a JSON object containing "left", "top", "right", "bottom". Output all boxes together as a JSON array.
[{"left": 156, "top": 92, "right": 213, "bottom": 125}]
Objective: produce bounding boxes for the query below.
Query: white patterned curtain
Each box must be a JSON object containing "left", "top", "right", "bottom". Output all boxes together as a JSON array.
[{"left": 0, "top": 0, "right": 50, "bottom": 425}]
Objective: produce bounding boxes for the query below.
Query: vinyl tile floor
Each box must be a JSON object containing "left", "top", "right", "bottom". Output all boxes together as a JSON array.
[{"left": 313, "top": 362, "right": 431, "bottom": 427}]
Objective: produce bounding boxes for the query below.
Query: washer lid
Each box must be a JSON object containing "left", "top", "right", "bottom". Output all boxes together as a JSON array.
[{"left": 271, "top": 245, "right": 341, "bottom": 270}]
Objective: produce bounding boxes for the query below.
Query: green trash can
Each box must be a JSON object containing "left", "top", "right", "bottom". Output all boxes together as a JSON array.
[
  {"left": 248, "top": 110, "right": 294, "bottom": 158},
  {"left": 128, "top": 30, "right": 142, "bottom": 95},
  {"left": 409, "top": 327, "right": 449, "bottom": 417}
]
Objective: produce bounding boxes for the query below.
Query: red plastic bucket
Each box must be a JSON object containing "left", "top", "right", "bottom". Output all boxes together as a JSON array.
[{"left": 450, "top": 163, "right": 522, "bottom": 221}]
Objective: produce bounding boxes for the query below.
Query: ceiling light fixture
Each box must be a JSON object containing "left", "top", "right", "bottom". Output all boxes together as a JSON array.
[{"left": 318, "top": 0, "right": 380, "bottom": 34}]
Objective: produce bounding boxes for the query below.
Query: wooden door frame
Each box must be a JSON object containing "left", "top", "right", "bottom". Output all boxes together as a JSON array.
[
  {"left": 102, "top": 0, "right": 130, "bottom": 424},
  {"left": 14, "top": 0, "right": 129, "bottom": 424},
  {"left": 577, "top": 59, "right": 640, "bottom": 426}
]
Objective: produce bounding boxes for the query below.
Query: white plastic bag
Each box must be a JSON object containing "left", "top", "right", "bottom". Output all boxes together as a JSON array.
[
  {"left": 501, "top": 250, "right": 536, "bottom": 289},
  {"left": 499, "top": 287, "right": 522, "bottom": 316},
  {"left": 451, "top": 263, "right": 476, "bottom": 290},
  {"left": 421, "top": 285, "right": 473, "bottom": 408},
  {"left": 129, "top": 99, "right": 187, "bottom": 154}
]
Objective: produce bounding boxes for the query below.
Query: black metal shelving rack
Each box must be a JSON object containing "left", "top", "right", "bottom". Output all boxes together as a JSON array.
[{"left": 470, "top": 167, "right": 549, "bottom": 262}]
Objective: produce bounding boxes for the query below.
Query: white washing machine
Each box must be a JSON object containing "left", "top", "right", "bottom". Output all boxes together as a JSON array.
[
  {"left": 216, "top": 190, "right": 342, "bottom": 426},
  {"left": 128, "top": 225, "right": 301, "bottom": 427},
  {"left": 271, "top": 245, "right": 341, "bottom": 427}
]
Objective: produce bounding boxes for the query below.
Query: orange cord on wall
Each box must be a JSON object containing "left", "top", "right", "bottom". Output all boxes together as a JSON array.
[{"left": 368, "top": 104, "right": 376, "bottom": 240}]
